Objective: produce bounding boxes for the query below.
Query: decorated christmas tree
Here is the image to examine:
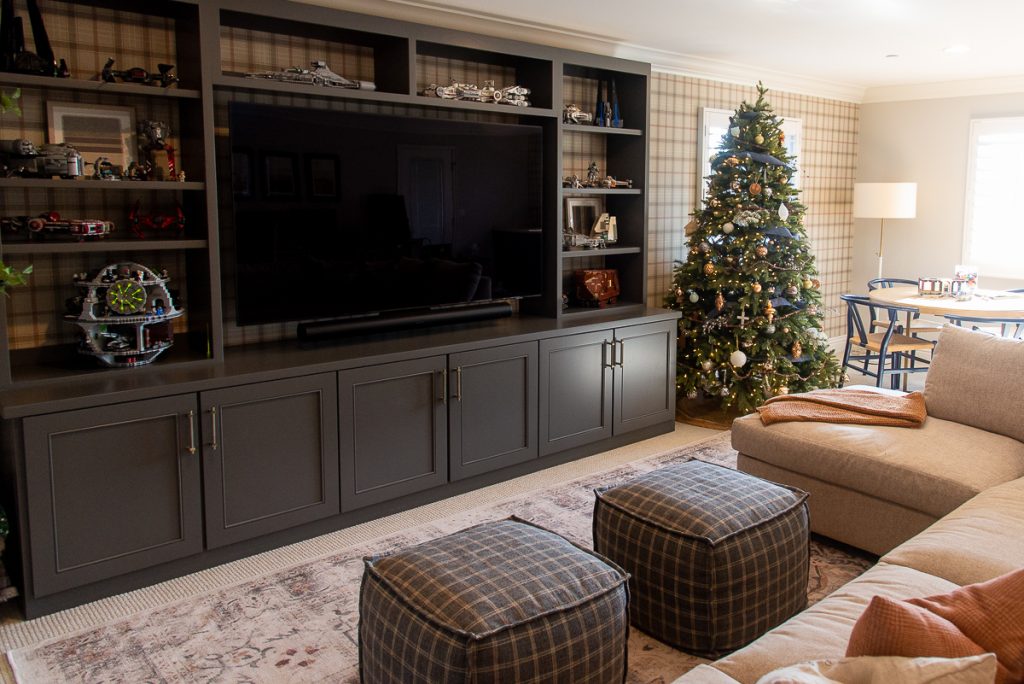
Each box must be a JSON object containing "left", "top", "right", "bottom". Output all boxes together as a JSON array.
[{"left": 666, "top": 84, "right": 842, "bottom": 413}]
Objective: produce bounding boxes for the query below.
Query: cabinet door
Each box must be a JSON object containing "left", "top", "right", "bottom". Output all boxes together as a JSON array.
[
  {"left": 23, "top": 395, "right": 202, "bottom": 597},
  {"left": 539, "top": 330, "right": 614, "bottom": 456},
  {"left": 449, "top": 341, "right": 538, "bottom": 481},
  {"left": 338, "top": 357, "right": 447, "bottom": 512},
  {"left": 200, "top": 374, "right": 339, "bottom": 549},
  {"left": 614, "top": 320, "right": 677, "bottom": 434}
]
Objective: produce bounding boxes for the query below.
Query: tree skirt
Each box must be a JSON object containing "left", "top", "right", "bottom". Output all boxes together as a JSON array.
[{"left": 6, "top": 434, "right": 874, "bottom": 683}]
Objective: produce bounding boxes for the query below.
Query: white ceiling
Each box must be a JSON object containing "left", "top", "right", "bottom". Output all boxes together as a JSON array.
[{"left": 296, "top": 0, "right": 1024, "bottom": 102}]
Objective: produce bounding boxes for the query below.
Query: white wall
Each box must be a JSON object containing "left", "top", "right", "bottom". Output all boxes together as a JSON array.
[{"left": 855, "top": 92, "right": 1024, "bottom": 292}]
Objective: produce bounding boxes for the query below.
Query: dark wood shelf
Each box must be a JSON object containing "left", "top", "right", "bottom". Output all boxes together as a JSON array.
[
  {"left": 0, "top": 178, "right": 205, "bottom": 191},
  {"left": 561, "top": 124, "right": 642, "bottom": 136},
  {"left": 0, "top": 72, "right": 201, "bottom": 99},
  {"left": 561, "top": 187, "right": 643, "bottom": 195},
  {"left": 561, "top": 245, "right": 642, "bottom": 258},
  {"left": 2, "top": 239, "right": 208, "bottom": 255},
  {"left": 561, "top": 301, "right": 646, "bottom": 318}
]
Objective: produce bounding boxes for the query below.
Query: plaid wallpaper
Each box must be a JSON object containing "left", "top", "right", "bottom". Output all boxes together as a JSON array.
[{"left": 647, "top": 75, "right": 858, "bottom": 335}]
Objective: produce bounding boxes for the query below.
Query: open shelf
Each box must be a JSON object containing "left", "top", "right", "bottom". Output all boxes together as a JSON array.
[
  {"left": 562, "top": 188, "right": 643, "bottom": 195},
  {"left": 561, "top": 301, "right": 646, "bottom": 319},
  {"left": 561, "top": 124, "right": 642, "bottom": 136},
  {"left": 0, "top": 179, "right": 205, "bottom": 191},
  {"left": 2, "top": 239, "right": 208, "bottom": 255},
  {"left": 562, "top": 245, "right": 641, "bottom": 258},
  {"left": 0, "top": 72, "right": 200, "bottom": 99},
  {"left": 214, "top": 73, "right": 409, "bottom": 103}
]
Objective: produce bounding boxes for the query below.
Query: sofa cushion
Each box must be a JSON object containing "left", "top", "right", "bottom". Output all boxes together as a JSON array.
[
  {"left": 732, "top": 412, "right": 1024, "bottom": 519},
  {"left": 754, "top": 654, "right": 997, "bottom": 684},
  {"left": 883, "top": 476, "right": 1024, "bottom": 586},
  {"left": 847, "top": 569, "right": 1024, "bottom": 683},
  {"left": 674, "top": 562, "right": 959, "bottom": 684},
  {"left": 925, "top": 324, "right": 1024, "bottom": 443}
]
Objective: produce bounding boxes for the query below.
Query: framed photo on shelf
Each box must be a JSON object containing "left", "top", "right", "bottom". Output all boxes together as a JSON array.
[
  {"left": 263, "top": 153, "right": 298, "bottom": 197},
  {"left": 306, "top": 154, "right": 340, "bottom": 199},
  {"left": 47, "top": 102, "right": 136, "bottom": 171},
  {"left": 565, "top": 196, "right": 602, "bottom": 234}
]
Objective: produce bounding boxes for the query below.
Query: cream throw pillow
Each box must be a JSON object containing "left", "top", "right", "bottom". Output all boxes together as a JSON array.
[{"left": 755, "top": 654, "right": 997, "bottom": 684}]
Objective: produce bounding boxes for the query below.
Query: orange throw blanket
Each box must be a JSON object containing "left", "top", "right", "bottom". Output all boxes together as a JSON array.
[{"left": 757, "top": 389, "right": 927, "bottom": 428}]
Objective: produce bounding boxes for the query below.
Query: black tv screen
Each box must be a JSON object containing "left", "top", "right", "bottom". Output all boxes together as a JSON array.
[{"left": 228, "top": 103, "right": 544, "bottom": 326}]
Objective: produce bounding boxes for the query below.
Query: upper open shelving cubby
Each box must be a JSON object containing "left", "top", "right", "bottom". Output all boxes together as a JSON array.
[
  {"left": 416, "top": 41, "right": 553, "bottom": 111},
  {"left": 219, "top": 9, "right": 409, "bottom": 95},
  {"left": 562, "top": 63, "right": 647, "bottom": 134}
]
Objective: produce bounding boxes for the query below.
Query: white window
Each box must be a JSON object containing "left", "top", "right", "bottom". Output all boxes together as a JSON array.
[
  {"left": 964, "top": 117, "right": 1024, "bottom": 278},
  {"left": 697, "top": 107, "right": 802, "bottom": 201}
]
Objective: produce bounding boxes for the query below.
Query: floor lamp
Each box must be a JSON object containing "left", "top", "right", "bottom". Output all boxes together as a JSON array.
[{"left": 853, "top": 182, "right": 917, "bottom": 280}]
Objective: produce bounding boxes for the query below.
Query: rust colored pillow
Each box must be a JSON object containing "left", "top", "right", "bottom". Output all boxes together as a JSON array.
[{"left": 847, "top": 568, "right": 1024, "bottom": 683}]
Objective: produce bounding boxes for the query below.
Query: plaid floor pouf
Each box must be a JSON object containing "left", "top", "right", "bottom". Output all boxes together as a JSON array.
[
  {"left": 593, "top": 460, "right": 809, "bottom": 658},
  {"left": 359, "top": 517, "right": 630, "bottom": 683}
]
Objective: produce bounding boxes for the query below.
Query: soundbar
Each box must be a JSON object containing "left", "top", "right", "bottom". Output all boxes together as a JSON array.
[{"left": 297, "top": 301, "right": 513, "bottom": 342}]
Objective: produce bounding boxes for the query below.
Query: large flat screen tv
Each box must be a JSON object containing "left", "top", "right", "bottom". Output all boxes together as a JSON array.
[{"left": 229, "top": 103, "right": 545, "bottom": 326}]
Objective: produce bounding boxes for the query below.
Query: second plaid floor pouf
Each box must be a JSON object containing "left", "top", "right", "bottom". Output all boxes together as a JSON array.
[
  {"left": 359, "top": 517, "right": 630, "bottom": 683},
  {"left": 593, "top": 460, "right": 809, "bottom": 658}
]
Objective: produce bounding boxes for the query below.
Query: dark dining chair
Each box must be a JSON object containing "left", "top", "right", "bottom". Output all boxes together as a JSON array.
[
  {"left": 840, "top": 294, "right": 934, "bottom": 388},
  {"left": 866, "top": 277, "right": 943, "bottom": 338},
  {"left": 944, "top": 314, "right": 1024, "bottom": 340}
]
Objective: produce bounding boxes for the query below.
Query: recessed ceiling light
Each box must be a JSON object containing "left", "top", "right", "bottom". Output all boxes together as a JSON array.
[
  {"left": 885, "top": 54, "right": 900, "bottom": 59},
  {"left": 944, "top": 44, "right": 970, "bottom": 54}
]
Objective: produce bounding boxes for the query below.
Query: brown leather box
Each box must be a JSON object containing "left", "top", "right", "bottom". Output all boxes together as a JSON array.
[{"left": 574, "top": 268, "right": 620, "bottom": 307}]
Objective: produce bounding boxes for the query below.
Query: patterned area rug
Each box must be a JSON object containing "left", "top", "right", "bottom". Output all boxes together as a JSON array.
[{"left": 6, "top": 433, "right": 874, "bottom": 683}]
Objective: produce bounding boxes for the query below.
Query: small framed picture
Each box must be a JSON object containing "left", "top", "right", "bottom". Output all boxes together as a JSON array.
[
  {"left": 263, "top": 153, "right": 297, "bottom": 197},
  {"left": 47, "top": 102, "right": 136, "bottom": 171},
  {"left": 306, "top": 154, "right": 339, "bottom": 199}
]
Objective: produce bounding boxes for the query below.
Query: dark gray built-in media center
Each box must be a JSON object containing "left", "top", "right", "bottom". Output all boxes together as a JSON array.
[{"left": 0, "top": 0, "right": 678, "bottom": 617}]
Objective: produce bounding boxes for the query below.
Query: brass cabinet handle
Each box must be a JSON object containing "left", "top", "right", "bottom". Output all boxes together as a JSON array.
[
  {"left": 209, "top": 406, "right": 218, "bottom": 450},
  {"left": 186, "top": 410, "right": 197, "bottom": 455},
  {"left": 455, "top": 366, "right": 463, "bottom": 401}
]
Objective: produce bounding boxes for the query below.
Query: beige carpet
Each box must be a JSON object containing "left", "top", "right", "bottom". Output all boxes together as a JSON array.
[{"left": 2, "top": 426, "right": 874, "bottom": 682}]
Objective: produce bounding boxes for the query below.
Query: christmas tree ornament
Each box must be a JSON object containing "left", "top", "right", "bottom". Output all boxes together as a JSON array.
[
  {"left": 780, "top": 130, "right": 785, "bottom": 143},
  {"left": 730, "top": 126, "right": 740, "bottom": 137},
  {"left": 710, "top": 198, "right": 721, "bottom": 207},
  {"left": 699, "top": 242, "right": 711, "bottom": 253},
  {"left": 811, "top": 278, "right": 821, "bottom": 289},
  {"left": 778, "top": 386, "right": 789, "bottom": 395},
  {"left": 722, "top": 222, "right": 734, "bottom": 234},
  {"left": 752, "top": 282, "right": 762, "bottom": 293},
  {"left": 704, "top": 263, "right": 716, "bottom": 276},
  {"left": 755, "top": 245, "right": 768, "bottom": 257},
  {"left": 802, "top": 278, "right": 813, "bottom": 289},
  {"left": 730, "top": 180, "right": 741, "bottom": 191},
  {"left": 684, "top": 218, "right": 699, "bottom": 236},
  {"left": 782, "top": 326, "right": 790, "bottom": 333},
  {"left": 749, "top": 182, "right": 762, "bottom": 195},
  {"left": 688, "top": 291, "right": 699, "bottom": 303},
  {"left": 786, "top": 284, "right": 799, "bottom": 295},
  {"left": 791, "top": 341, "right": 802, "bottom": 358},
  {"left": 725, "top": 156, "right": 740, "bottom": 167},
  {"left": 764, "top": 324, "right": 776, "bottom": 334},
  {"left": 714, "top": 291, "right": 725, "bottom": 311},
  {"left": 764, "top": 187, "right": 773, "bottom": 197},
  {"left": 701, "top": 360, "right": 713, "bottom": 371},
  {"left": 730, "top": 349, "right": 747, "bottom": 367},
  {"left": 686, "top": 389, "right": 698, "bottom": 399},
  {"left": 754, "top": 133, "right": 765, "bottom": 145},
  {"left": 675, "top": 286, "right": 683, "bottom": 296},
  {"left": 742, "top": 338, "right": 752, "bottom": 347},
  {"left": 720, "top": 386, "right": 730, "bottom": 397},
  {"left": 778, "top": 203, "right": 790, "bottom": 221},
  {"left": 764, "top": 303, "right": 776, "bottom": 322}
]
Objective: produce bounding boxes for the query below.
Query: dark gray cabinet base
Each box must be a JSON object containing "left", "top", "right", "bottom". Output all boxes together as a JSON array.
[{"left": 1, "top": 312, "right": 677, "bottom": 618}]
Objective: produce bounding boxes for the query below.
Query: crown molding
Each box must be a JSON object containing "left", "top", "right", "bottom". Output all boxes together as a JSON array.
[
  {"left": 293, "top": 0, "right": 867, "bottom": 103},
  {"left": 863, "top": 75, "right": 1024, "bottom": 104}
]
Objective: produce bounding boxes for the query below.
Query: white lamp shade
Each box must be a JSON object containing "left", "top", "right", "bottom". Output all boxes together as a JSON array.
[{"left": 852, "top": 182, "right": 917, "bottom": 219}]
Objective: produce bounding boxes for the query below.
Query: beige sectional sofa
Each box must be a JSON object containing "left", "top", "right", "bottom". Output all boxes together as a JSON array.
[{"left": 674, "top": 325, "right": 1024, "bottom": 683}]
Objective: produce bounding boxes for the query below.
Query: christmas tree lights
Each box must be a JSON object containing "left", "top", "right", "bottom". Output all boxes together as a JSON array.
[{"left": 666, "top": 83, "right": 842, "bottom": 413}]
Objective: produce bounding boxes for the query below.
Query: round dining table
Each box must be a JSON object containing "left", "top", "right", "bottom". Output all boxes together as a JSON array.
[{"left": 868, "top": 286, "right": 1024, "bottom": 319}]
